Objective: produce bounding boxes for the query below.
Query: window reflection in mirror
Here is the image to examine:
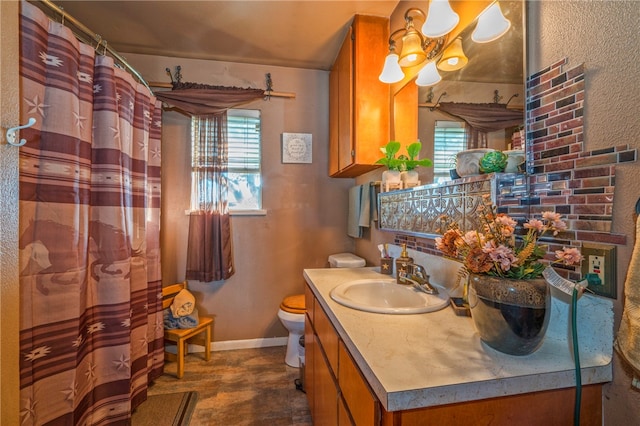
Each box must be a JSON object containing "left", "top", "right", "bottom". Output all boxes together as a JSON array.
[{"left": 417, "top": 0, "right": 525, "bottom": 182}]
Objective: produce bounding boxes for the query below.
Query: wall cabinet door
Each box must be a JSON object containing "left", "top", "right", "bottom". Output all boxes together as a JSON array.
[{"left": 329, "top": 15, "right": 390, "bottom": 178}]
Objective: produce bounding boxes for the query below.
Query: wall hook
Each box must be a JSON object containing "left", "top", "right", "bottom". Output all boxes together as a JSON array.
[
  {"left": 430, "top": 92, "right": 447, "bottom": 111},
  {"left": 6, "top": 117, "right": 36, "bottom": 147},
  {"left": 493, "top": 89, "right": 503, "bottom": 104}
]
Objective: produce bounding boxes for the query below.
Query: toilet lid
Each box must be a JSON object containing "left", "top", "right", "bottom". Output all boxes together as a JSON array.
[{"left": 280, "top": 294, "right": 305, "bottom": 314}]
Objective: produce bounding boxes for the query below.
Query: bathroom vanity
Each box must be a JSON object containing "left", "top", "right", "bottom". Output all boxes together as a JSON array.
[{"left": 304, "top": 267, "right": 613, "bottom": 425}]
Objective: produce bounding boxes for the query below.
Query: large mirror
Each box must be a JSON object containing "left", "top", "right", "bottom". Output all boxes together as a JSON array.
[{"left": 409, "top": 1, "right": 525, "bottom": 183}]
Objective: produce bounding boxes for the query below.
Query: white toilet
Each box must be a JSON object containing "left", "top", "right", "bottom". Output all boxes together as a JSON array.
[{"left": 278, "top": 252, "right": 365, "bottom": 367}]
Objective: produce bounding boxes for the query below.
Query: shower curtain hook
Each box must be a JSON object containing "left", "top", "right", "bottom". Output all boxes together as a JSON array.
[{"left": 6, "top": 117, "right": 37, "bottom": 147}]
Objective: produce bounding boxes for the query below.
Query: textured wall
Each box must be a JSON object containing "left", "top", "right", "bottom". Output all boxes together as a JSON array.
[
  {"left": 127, "top": 53, "right": 355, "bottom": 342},
  {"left": 528, "top": 2, "right": 640, "bottom": 423},
  {"left": 0, "top": 1, "right": 20, "bottom": 423}
]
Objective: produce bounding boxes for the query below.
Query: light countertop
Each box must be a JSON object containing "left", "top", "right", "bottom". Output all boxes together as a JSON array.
[{"left": 303, "top": 266, "right": 613, "bottom": 412}]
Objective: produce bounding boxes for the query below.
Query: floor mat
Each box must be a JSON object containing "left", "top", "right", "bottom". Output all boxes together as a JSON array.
[{"left": 132, "top": 391, "right": 198, "bottom": 425}]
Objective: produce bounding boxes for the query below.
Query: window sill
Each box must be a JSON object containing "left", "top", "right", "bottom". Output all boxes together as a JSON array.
[
  {"left": 230, "top": 209, "right": 267, "bottom": 216},
  {"left": 184, "top": 209, "right": 267, "bottom": 216}
]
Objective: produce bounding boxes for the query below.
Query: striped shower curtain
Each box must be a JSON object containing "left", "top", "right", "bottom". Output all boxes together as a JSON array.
[{"left": 18, "top": 2, "right": 163, "bottom": 424}]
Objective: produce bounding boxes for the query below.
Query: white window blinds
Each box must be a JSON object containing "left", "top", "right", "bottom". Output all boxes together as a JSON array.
[
  {"left": 227, "top": 109, "right": 261, "bottom": 174},
  {"left": 433, "top": 120, "right": 467, "bottom": 182}
]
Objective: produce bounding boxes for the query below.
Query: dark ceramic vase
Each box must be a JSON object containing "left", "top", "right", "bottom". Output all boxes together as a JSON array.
[{"left": 468, "top": 274, "right": 551, "bottom": 356}]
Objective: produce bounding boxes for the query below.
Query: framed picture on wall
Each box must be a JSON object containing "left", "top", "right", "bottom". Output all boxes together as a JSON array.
[{"left": 282, "top": 133, "right": 312, "bottom": 164}]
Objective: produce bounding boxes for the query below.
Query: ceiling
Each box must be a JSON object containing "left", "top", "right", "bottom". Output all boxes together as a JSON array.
[
  {"left": 43, "top": 1, "right": 523, "bottom": 85},
  {"left": 51, "top": 0, "right": 400, "bottom": 71}
]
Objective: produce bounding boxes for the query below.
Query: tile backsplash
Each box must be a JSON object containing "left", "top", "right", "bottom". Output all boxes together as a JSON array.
[{"left": 388, "top": 58, "right": 636, "bottom": 282}]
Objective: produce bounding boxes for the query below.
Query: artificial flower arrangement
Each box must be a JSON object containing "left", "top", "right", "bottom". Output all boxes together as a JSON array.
[
  {"left": 435, "top": 194, "right": 583, "bottom": 279},
  {"left": 376, "top": 141, "right": 433, "bottom": 171}
]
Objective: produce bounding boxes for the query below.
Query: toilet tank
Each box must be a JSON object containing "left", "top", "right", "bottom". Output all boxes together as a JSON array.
[{"left": 328, "top": 253, "right": 365, "bottom": 268}]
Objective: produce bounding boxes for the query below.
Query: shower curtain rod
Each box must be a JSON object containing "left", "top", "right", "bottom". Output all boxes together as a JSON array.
[{"left": 36, "top": 0, "right": 153, "bottom": 94}]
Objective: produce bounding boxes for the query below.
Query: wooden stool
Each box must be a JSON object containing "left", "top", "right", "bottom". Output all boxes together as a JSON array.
[{"left": 162, "top": 281, "right": 214, "bottom": 378}]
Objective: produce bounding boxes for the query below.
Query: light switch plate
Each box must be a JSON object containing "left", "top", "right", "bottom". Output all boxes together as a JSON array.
[{"left": 580, "top": 243, "right": 617, "bottom": 299}]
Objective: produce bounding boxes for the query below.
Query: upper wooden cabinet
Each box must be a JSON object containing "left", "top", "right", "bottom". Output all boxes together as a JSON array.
[{"left": 329, "top": 15, "right": 390, "bottom": 178}]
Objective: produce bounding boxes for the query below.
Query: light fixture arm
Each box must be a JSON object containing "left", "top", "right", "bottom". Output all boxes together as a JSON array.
[
  {"left": 404, "top": 7, "right": 426, "bottom": 26},
  {"left": 388, "top": 8, "right": 447, "bottom": 63},
  {"left": 388, "top": 28, "right": 408, "bottom": 50}
]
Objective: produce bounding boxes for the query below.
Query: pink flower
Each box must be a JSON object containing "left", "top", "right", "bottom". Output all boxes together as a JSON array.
[
  {"left": 524, "top": 218, "right": 544, "bottom": 232},
  {"left": 542, "top": 211, "right": 562, "bottom": 222},
  {"left": 496, "top": 214, "right": 517, "bottom": 228},
  {"left": 552, "top": 220, "right": 567, "bottom": 235},
  {"left": 555, "top": 247, "right": 584, "bottom": 265},
  {"left": 483, "top": 241, "right": 518, "bottom": 272},
  {"left": 462, "top": 231, "right": 483, "bottom": 248},
  {"left": 495, "top": 214, "right": 517, "bottom": 236}
]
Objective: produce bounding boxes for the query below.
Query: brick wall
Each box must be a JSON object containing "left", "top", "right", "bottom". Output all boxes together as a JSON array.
[{"left": 394, "top": 58, "right": 636, "bottom": 281}]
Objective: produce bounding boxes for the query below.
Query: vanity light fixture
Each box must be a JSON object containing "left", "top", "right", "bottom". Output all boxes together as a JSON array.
[
  {"left": 472, "top": 2, "right": 511, "bottom": 43},
  {"left": 437, "top": 37, "right": 468, "bottom": 71},
  {"left": 378, "top": 5, "right": 451, "bottom": 84},
  {"left": 379, "top": 1, "right": 512, "bottom": 86}
]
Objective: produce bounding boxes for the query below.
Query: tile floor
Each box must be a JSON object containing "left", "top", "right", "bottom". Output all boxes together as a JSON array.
[{"left": 147, "top": 346, "right": 312, "bottom": 426}]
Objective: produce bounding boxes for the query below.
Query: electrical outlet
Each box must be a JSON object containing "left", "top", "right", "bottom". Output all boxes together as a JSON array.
[{"left": 581, "top": 243, "right": 617, "bottom": 298}]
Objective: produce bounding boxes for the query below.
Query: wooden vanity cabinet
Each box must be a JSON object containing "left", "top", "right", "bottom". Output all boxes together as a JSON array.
[
  {"left": 329, "top": 15, "right": 390, "bottom": 178},
  {"left": 305, "top": 282, "right": 604, "bottom": 426}
]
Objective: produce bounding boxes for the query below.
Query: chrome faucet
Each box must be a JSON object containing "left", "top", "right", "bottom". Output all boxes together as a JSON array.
[{"left": 401, "top": 263, "right": 439, "bottom": 295}]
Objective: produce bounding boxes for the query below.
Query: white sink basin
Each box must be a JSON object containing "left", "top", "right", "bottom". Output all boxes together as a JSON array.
[{"left": 330, "top": 278, "right": 449, "bottom": 314}]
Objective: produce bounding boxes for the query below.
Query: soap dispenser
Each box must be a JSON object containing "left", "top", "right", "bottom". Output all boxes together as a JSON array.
[{"left": 396, "top": 243, "right": 413, "bottom": 284}]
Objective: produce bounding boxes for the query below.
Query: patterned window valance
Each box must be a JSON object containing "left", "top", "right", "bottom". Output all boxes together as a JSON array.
[
  {"left": 156, "top": 82, "right": 265, "bottom": 115},
  {"left": 436, "top": 102, "right": 524, "bottom": 133}
]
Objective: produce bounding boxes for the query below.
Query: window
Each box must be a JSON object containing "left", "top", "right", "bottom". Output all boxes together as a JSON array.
[
  {"left": 190, "top": 109, "right": 262, "bottom": 213},
  {"left": 433, "top": 120, "right": 467, "bottom": 183},
  {"left": 226, "top": 109, "right": 262, "bottom": 211}
]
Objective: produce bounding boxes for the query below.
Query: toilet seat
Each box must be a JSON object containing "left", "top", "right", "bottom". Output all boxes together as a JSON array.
[{"left": 280, "top": 294, "right": 305, "bottom": 315}]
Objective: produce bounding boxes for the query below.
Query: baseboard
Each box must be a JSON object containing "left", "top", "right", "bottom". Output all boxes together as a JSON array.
[
  {"left": 165, "top": 336, "right": 288, "bottom": 354},
  {"left": 212, "top": 337, "right": 288, "bottom": 351}
]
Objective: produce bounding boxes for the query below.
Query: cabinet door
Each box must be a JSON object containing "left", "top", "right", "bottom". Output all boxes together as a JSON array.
[
  {"left": 304, "top": 319, "right": 315, "bottom": 415},
  {"left": 313, "top": 340, "right": 338, "bottom": 425},
  {"left": 315, "top": 302, "right": 339, "bottom": 374},
  {"left": 339, "top": 395, "right": 354, "bottom": 425},
  {"left": 329, "top": 15, "right": 389, "bottom": 178},
  {"left": 351, "top": 15, "right": 390, "bottom": 167},
  {"left": 338, "top": 341, "right": 379, "bottom": 425},
  {"left": 329, "top": 25, "right": 353, "bottom": 176},
  {"left": 328, "top": 60, "right": 340, "bottom": 175},
  {"left": 304, "top": 284, "right": 315, "bottom": 327}
]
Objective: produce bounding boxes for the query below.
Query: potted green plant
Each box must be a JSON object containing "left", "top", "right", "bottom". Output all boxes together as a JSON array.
[
  {"left": 376, "top": 141, "right": 403, "bottom": 187},
  {"left": 399, "top": 141, "right": 433, "bottom": 186},
  {"left": 376, "top": 141, "right": 433, "bottom": 188}
]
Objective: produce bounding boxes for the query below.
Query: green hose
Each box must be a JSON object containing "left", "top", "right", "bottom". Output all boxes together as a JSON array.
[{"left": 572, "top": 287, "right": 581, "bottom": 426}]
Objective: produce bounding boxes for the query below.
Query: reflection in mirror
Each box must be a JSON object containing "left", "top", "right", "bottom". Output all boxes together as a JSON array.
[{"left": 418, "top": 1, "right": 525, "bottom": 183}]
